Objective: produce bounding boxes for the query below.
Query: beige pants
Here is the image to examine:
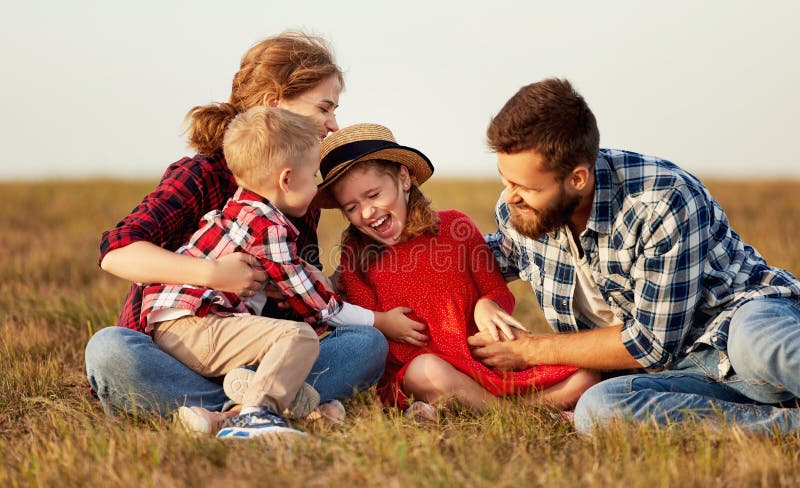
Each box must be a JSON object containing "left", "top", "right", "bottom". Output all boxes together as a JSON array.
[{"left": 152, "top": 314, "right": 319, "bottom": 412}]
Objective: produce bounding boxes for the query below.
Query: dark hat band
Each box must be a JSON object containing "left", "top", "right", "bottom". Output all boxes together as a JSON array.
[{"left": 320, "top": 139, "right": 399, "bottom": 178}]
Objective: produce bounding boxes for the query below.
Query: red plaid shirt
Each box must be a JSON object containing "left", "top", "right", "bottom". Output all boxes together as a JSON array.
[
  {"left": 140, "top": 188, "right": 340, "bottom": 334},
  {"left": 100, "top": 151, "right": 323, "bottom": 333}
]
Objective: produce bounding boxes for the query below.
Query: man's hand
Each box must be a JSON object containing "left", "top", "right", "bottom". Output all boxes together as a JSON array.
[
  {"left": 470, "top": 324, "right": 643, "bottom": 371},
  {"left": 374, "top": 307, "right": 429, "bottom": 347},
  {"left": 468, "top": 329, "right": 533, "bottom": 371},
  {"left": 473, "top": 298, "right": 528, "bottom": 341},
  {"left": 209, "top": 252, "right": 267, "bottom": 298}
]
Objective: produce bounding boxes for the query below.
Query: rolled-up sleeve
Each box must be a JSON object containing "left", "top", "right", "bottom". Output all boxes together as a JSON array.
[{"left": 254, "top": 224, "right": 343, "bottom": 325}]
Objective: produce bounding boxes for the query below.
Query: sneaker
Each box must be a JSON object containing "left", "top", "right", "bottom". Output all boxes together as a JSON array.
[
  {"left": 223, "top": 367, "right": 320, "bottom": 419},
  {"left": 216, "top": 406, "right": 304, "bottom": 439},
  {"left": 281, "top": 382, "right": 321, "bottom": 419},
  {"left": 174, "top": 406, "right": 230, "bottom": 435},
  {"left": 222, "top": 367, "right": 254, "bottom": 404}
]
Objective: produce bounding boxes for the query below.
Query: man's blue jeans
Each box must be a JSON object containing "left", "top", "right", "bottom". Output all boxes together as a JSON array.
[
  {"left": 574, "top": 298, "right": 800, "bottom": 433},
  {"left": 85, "top": 325, "right": 388, "bottom": 417}
]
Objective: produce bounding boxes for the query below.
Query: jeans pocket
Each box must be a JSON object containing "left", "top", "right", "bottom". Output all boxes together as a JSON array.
[
  {"left": 682, "top": 348, "right": 796, "bottom": 404},
  {"left": 685, "top": 349, "right": 769, "bottom": 387}
]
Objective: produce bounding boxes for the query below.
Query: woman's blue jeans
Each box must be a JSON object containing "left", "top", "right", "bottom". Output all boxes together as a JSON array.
[
  {"left": 85, "top": 325, "right": 388, "bottom": 417},
  {"left": 574, "top": 298, "right": 800, "bottom": 433}
]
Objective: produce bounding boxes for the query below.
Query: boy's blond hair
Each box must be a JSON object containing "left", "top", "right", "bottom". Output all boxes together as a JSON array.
[{"left": 223, "top": 106, "right": 319, "bottom": 189}]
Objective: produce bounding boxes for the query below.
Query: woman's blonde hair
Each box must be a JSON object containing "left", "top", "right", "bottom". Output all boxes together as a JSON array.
[
  {"left": 186, "top": 32, "right": 343, "bottom": 155},
  {"left": 339, "top": 160, "right": 439, "bottom": 275}
]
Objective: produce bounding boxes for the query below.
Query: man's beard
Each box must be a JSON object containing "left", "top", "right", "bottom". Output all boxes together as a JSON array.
[{"left": 509, "top": 187, "right": 581, "bottom": 240}]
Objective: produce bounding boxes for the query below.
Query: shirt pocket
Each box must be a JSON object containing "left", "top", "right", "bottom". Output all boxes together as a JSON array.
[{"left": 517, "top": 257, "right": 542, "bottom": 285}]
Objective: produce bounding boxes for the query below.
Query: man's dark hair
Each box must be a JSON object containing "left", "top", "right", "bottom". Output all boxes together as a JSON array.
[{"left": 487, "top": 78, "right": 600, "bottom": 179}]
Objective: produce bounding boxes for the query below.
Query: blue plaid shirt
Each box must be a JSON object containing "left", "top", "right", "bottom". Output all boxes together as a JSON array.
[{"left": 487, "top": 149, "right": 800, "bottom": 372}]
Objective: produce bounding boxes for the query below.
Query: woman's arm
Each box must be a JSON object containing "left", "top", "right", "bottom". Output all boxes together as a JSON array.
[
  {"left": 101, "top": 242, "right": 263, "bottom": 295},
  {"left": 99, "top": 156, "right": 265, "bottom": 295}
]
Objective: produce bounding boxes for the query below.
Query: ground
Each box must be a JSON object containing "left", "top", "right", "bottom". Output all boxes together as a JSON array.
[{"left": 1, "top": 179, "right": 799, "bottom": 486}]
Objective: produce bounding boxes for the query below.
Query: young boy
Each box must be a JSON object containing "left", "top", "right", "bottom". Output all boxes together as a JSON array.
[{"left": 140, "top": 107, "right": 376, "bottom": 439}]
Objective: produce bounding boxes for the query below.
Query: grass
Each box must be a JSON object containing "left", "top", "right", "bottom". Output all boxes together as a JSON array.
[{"left": 2, "top": 178, "right": 800, "bottom": 487}]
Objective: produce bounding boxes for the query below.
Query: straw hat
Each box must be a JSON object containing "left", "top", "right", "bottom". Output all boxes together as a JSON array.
[{"left": 313, "top": 123, "right": 434, "bottom": 209}]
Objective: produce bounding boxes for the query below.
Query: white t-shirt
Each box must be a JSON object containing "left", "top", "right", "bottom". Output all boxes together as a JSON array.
[{"left": 563, "top": 226, "right": 620, "bottom": 328}]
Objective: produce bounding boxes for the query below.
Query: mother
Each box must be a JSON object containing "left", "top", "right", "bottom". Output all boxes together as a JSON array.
[{"left": 85, "top": 32, "right": 388, "bottom": 421}]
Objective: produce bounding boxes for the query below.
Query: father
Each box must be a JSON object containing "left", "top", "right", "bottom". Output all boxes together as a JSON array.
[{"left": 469, "top": 78, "right": 800, "bottom": 433}]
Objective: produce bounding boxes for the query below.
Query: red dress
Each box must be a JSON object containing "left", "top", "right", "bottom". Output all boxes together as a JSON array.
[{"left": 339, "top": 210, "right": 578, "bottom": 409}]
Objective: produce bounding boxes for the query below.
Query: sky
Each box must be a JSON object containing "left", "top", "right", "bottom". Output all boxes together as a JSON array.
[{"left": 2, "top": 0, "right": 799, "bottom": 180}]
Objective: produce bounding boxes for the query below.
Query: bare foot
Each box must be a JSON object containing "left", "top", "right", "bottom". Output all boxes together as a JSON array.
[{"left": 403, "top": 401, "right": 438, "bottom": 422}]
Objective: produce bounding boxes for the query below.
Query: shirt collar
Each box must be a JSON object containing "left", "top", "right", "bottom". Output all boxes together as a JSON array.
[
  {"left": 585, "top": 150, "right": 615, "bottom": 235},
  {"left": 231, "top": 187, "right": 300, "bottom": 236}
]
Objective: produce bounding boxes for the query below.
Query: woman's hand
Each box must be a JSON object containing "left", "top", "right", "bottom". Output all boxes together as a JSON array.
[
  {"left": 473, "top": 298, "right": 527, "bottom": 342},
  {"left": 208, "top": 252, "right": 267, "bottom": 298},
  {"left": 100, "top": 242, "right": 266, "bottom": 299},
  {"left": 374, "top": 307, "right": 429, "bottom": 347}
]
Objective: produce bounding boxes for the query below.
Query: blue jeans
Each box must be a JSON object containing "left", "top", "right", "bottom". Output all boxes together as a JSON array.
[
  {"left": 574, "top": 298, "right": 800, "bottom": 433},
  {"left": 85, "top": 325, "right": 388, "bottom": 417}
]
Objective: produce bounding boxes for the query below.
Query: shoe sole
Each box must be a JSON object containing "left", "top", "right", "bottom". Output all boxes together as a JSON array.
[
  {"left": 217, "top": 426, "right": 306, "bottom": 439},
  {"left": 223, "top": 368, "right": 253, "bottom": 405}
]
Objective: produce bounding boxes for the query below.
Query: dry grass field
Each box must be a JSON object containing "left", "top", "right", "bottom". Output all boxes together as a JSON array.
[{"left": 2, "top": 178, "right": 800, "bottom": 487}]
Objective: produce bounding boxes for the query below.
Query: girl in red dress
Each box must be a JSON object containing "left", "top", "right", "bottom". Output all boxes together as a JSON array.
[{"left": 313, "top": 124, "right": 598, "bottom": 419}]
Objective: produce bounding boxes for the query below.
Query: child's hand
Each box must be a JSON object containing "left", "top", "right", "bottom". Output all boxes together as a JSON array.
[
  {"left": 473, "top": 298, "right": 527, "bottom": 342},
  {"left": 374, "top": 307, "right": 429, "bottom": 347},
  {"left": 303, "top": 261, "right": 335, "bottom": 293}
]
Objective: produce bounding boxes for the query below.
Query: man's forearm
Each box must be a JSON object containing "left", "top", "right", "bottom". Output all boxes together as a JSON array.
[{"left": 523, "top": 325, "right": 642, "bottom": 371}]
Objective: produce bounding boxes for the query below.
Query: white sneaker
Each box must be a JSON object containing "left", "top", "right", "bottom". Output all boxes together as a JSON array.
[
  {"left": 222, "top": 367, "right": 254, "bottom": 404},
  {"left": 174, "top": 406, "right": 229, "bottom": 435}
]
